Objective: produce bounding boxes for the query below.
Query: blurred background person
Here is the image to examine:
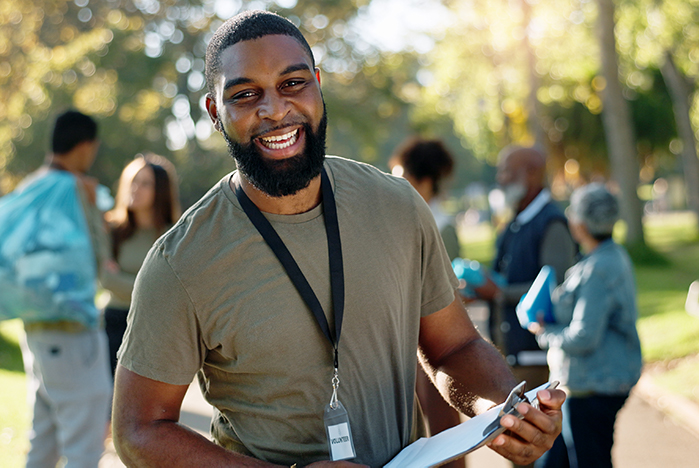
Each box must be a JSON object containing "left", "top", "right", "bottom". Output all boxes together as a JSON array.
[
  {"left": 490, "top": 146, "right": 577, "bottom": 382},
  {"left": 390, "top": 136, "right": 466, "bottom": 468},
  {"left": 489, "top": 145, "right": 578, "bottom": 468},
  {"left": 529, "top": 183, "right": 643, "bottom": 468},
  {"left": 391, "top": 137, "right": 460, "bottom": 260},
  {"left": 1, "top": 110, "right": 113, "bottom": 467},
  {"left": 101, "top": 153, "right": 181, "bottom": 379}
]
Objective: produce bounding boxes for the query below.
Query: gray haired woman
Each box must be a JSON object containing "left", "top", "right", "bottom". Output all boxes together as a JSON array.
[{"left": 529, "top": 183, "right": 643, "bottom": 468}]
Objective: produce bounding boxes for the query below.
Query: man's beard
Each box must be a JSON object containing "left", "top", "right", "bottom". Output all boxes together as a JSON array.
[
  {"left": 223, "top": 109, "right": 327, "bottom": 197},
  {"left": 503, "top": 181, "right": 527, "bottom": 209}
]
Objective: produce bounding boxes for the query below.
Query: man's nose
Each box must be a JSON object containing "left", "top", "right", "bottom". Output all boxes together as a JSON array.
[{"left": 257, "top": 93, "right": 290, "bottom": 121}]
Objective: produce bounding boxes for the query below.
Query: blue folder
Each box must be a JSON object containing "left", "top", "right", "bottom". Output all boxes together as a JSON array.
[{"left": 515, "top": 265, "right": 557, "bottom": 327}]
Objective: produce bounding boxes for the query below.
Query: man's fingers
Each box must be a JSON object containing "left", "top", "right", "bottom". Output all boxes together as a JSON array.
[
  {"left": 488, "top": 429, "right": 539, "bottom": 465},
  {"left": 538, "top": 388, "right": 566, "bottom": 412},
  {"left": 502, "top": 408, "right": 554, "bottom": 446},
  {"left": 486, "top": 397, "right": 563, "bottom": 465},
  {"left": 519, "top": 401, "right": 561, "bottom": 435}
]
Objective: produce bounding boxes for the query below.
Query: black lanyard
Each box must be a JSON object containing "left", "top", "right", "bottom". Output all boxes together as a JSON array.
[{"left": 234, "top": 168, "right": 345, "bottom": 369}]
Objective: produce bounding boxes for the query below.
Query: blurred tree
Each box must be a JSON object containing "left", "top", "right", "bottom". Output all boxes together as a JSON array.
[
  {"left": 595, "top": 0, "right": 645, "bottom": 246},
  {"left": 416, "top": 0, "right": 693, "bottom": 244},
  {"left": 2, "top": 0, "right": 454, "bottom": 207},
  {"left": 415, "top": 0, "right": 607, "bottom": 168},
  {"left": 661, "top": 53, "right": 699, "bottom": 217},
  {"left": 616, "top": 0, "right": 699, "bottom": 218}
]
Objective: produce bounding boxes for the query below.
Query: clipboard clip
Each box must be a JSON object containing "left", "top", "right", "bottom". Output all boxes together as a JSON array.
[{"left": 482, "top": 381, "right": 528, "bottom": 437}]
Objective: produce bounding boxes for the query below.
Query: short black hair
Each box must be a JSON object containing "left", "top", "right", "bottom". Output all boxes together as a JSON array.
[
  {"left": 205, "top": 10, "right": 315, "bottom": 97},
  {"left": 392, "top": 137, "right": 455, "bottom": 195},
  {"left": 51, "top": 110, "right": 98, "bottom": 154}
]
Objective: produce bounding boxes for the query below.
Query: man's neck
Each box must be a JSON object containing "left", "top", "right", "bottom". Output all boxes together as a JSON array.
[
  {"left": 234, "top": 173, "right": 323, "bottom": 215},
  {"left": 517, "top": 186, "right": 544, "bottom": 213},
  {"left": 48, "top": 154, "right": 82, "bottom": 176}
]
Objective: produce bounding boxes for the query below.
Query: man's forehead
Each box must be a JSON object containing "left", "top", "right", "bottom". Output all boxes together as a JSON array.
[
  {"left": 218, "top": 34, "right": 313, "bottom": 75},
  {"left": 500, "top": 149, "right": 531, "bottom": 169}
]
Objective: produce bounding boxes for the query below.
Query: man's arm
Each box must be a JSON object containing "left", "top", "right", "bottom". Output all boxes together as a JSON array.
[
  {"left": 112, "top": 365, "right": 367, "bottom": 468},
  {"left": 418, "top": 294, "right": 564, "bottom": 465},
  {"left": 112, "top": 365, "right": 275, "bottom": 467}
]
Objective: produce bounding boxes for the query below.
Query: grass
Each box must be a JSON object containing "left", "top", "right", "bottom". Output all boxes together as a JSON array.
[
  {"left": 632, "top": 213, "right": 699, "bottom": 402},
  {"left": 0, "top": 320, "right": 29, "bottom": 467},
  {"left": 1, "top": 212, "right": 698, "bottom": 467}
]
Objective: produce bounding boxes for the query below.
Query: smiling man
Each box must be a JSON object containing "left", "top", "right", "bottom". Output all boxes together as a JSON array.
[{"left": 112, "top": 10, "right": 565, "bottom": 468}]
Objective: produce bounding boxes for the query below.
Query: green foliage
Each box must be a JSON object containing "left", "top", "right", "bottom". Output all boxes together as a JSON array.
[
  {"left": 0, "top": 320, "right": 28, "bottom": 467},
  {"left": 0, "top": 320, "right": 23, "bottom": 372},
  {"left": 2, "top": 0, "right": 437, "bottom": 208}
]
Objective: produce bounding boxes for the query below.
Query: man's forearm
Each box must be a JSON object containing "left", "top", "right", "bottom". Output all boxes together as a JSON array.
[
  {"left": 423, "top": 337, "right": 518, "bottom": 417},
  {"left": 114, "top": 419, "right": 282, "bottom": 468}
]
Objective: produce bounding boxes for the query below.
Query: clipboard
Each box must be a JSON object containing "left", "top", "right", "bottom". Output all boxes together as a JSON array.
[{"left": 384, "top": 381, "right": 558, "bottom": 468}]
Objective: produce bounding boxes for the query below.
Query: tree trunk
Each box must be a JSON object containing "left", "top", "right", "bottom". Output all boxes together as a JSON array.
[
  {"left": 521, "top": 0, "right": 546, "bottom": 147},
  {"left": 660, "top": 51, "right": 699, "bottom": 218},
  {"left": 594, "top": 0, "right": 645, "bottom": 246}
]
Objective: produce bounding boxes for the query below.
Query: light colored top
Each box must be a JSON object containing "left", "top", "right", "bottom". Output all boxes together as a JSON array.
[
  {"left": 119, "top": 156, "right": 458, "bottom": 466},
  {"left": 429, "top": 199, "right": 460, "bottom": 261},
  {"left": 101, "top": 227, "right": 160, "bottom": 309},
  {"left": 536, "top": 240, "right": 642, "bottom": 395}
]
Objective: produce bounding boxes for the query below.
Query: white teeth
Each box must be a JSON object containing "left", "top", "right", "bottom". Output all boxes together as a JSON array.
[{"left": 260, "top": 129, "right": 299, "bottom": 149}]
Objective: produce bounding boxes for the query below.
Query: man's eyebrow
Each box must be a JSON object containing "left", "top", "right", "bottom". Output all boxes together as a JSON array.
[
  {"left": 223, "top": 77, "right": 253, "bottom": 92},
  {"left": 280, "top": 63, "right": 313, "bottom": 75}
]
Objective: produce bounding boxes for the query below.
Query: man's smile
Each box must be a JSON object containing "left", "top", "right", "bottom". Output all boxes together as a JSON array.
[{"left": 258, "top": 128, "right": 299, "bottom": 150}]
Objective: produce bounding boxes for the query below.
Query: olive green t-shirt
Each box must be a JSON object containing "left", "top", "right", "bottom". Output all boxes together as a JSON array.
[{"left": 119, "top": 156, "right": 458, "bottom": 467}]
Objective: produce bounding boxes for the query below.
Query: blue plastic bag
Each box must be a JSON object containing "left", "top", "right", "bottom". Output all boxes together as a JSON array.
[
  {"left": 452, "top": 257, "right": 506, "bottom": 299},
  {"left": 0, "top": 170, "right": 98, "bottom": 327}
]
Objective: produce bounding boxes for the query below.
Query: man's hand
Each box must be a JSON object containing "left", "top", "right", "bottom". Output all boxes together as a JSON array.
[{"left": 486, "top": 388, "right": 565, "bottom": 465}]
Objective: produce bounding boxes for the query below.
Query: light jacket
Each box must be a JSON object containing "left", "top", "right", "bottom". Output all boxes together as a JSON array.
[{"left": 536, "top": 240, "right": 642, "bottom": 395}]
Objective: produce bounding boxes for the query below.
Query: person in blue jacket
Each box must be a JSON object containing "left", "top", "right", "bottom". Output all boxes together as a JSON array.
[{"left": 528, "top": 183, "right": 643, "bottom": 468}]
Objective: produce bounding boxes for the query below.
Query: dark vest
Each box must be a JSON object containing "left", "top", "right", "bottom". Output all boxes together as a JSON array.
[{"left": 491, "top": 202, "right": 568, "bottom": 365}]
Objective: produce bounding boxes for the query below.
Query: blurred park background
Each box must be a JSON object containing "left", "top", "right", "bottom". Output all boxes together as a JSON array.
[{"left": 1, "top": 0, "right": 699, "bottom": 465}]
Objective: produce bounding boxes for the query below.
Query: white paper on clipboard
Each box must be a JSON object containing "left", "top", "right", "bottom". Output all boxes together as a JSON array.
[{"left": 384, "top": 381, "right": 558, "bottom": 468}]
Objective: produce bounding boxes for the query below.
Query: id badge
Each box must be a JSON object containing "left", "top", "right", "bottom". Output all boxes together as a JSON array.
[{"left": 324, "top": 400, "right": 356, "bottom": 461}]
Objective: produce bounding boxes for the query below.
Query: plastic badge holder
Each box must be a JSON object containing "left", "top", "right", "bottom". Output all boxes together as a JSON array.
[{"left": 516, "top": 265, "right": 556, "bottom": 327}]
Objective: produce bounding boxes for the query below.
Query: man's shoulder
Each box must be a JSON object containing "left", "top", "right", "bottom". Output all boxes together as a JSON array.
[
  {"left": 325, "top": 155, "right": 385, "bottom": 178},
  {"left": 540, "top": 200, "right": 566, "bottom": 218},
  {"left": 527, "top": 201, "right": 566, "bottom": 231},
  {"left": 154, "top": 174, "right": 233, "bottom": 253},
  {"left": 325, "top": 155, "right": 413, "bottom": 198}
]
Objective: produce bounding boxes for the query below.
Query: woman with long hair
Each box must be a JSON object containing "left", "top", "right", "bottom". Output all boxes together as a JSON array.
[{"left": 101, "top": 153, "right": 181, "bottom": 378}]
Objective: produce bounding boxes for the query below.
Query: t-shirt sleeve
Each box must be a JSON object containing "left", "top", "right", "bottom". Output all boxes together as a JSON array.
[
  {"left": 415, "top": 193, "right": 459, "bottom": 317},
  {"left": 117, "top": 243, "right": 204, "bottom": 385}
]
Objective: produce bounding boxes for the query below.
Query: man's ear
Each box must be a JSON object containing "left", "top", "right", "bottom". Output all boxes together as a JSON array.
[
  {"left": 205, "top": 93, "right": 221, "bottom": 131},
  {"left": 315, "top": 67, "right": 321, "bottom": 85}
]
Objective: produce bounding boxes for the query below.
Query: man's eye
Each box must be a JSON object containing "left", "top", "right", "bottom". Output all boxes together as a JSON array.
[
  {"left": 231, "top": 91, "right": 257, "bottom": 101},
  {"left": 283, "top": 79, "right": 305, "bottom": 89}
]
